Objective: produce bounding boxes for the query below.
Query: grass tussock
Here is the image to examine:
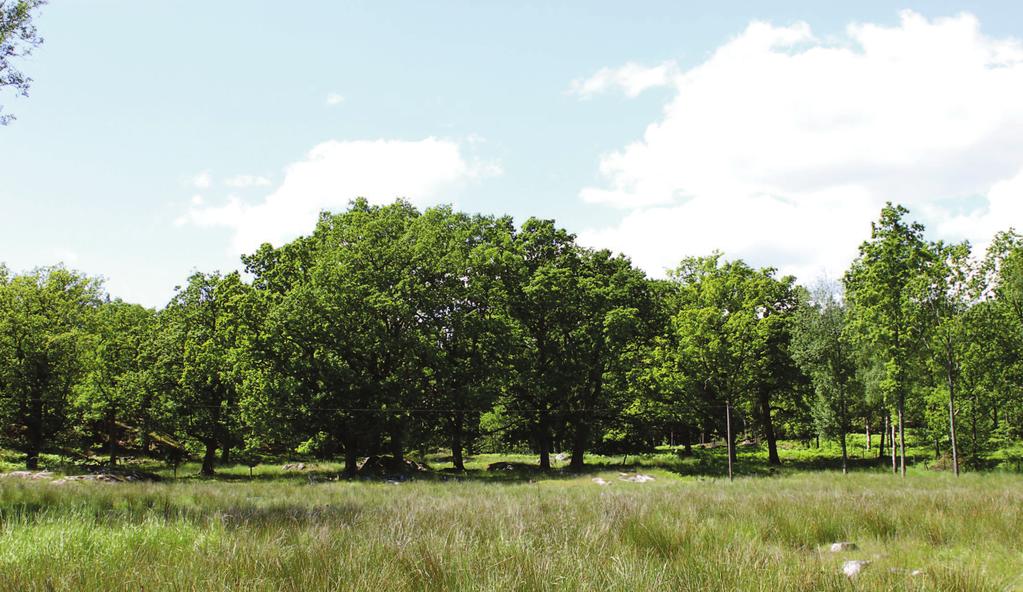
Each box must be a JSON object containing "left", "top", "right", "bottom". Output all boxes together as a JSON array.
[{"left": 0, "top": 471, "right": 1020, "bottom": 591}]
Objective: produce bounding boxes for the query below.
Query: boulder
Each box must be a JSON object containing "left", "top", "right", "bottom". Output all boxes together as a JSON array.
[
  {"left": 829, "top": 542, "right": 858, "bottom": 552},
  {"left": 842, "top": 560, "right": 871, "bottom": 578},
  {"left": 619, "top": 473, "right": 656, "bottom": 483},
  {"left": 591, "top": 477, "right": 610, "bottom": 486}
]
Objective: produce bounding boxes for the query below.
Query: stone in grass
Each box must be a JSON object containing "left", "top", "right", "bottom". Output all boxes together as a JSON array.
[
  {"left": 619, "top": 474, "right": 656, "bottom": 483},
  {"left": 829, "top": 542, "right": 858, "bottom": 552},
  {"left": 842, "top": 560, "right": 871, "bottom": 578},
  {"left": 592, "top": 477, "right": 610, "bottom": 486}
]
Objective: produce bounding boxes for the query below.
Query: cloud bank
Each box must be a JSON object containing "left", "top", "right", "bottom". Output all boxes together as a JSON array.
[
  {"left": 182, "top": 138, "right": 492, "bottom": 253},
  {"left": 576, "top": 11, "right": 1023, "bottom": 282}
]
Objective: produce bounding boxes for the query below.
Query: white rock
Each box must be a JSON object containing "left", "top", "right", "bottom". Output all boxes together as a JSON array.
[
  {"left": 592, "top": 477, "right": 610, "bottom": 486},
  {"left": 829, "top": 542, "right": 858, "bottom": 552},
  {"left": 619, "top": 473, "right": 656, "bottom": 483},
  {"left": 910, "top": 569, "right": 925, "bottom": 577},
  {"left": 842, "top": 560, "right": 871, "bottom": 578}
]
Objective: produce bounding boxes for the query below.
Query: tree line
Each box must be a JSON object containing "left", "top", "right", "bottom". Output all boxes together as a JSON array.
[{"left": 1, "top": 199, "right": 1021, "bottom": 476}]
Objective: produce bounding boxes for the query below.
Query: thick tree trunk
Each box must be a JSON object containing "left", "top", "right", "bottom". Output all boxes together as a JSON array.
[
  {"left": 201, "top": 440, "right": 217, "bottom": 476},
  {"left": 25, "top": 393, "right": 43, "bottom": 470},
  {"left": 343, "top": 434, "right": 359, "bottom": 478},
  {"left": 682, "top": 427, "right": 693, "bottom": 457},
  {"left": 537, "top": 413, "right": 552, "bottom": 471},
  {"left": 758, "top": 388, "right": 780, "bottom": 465},
  {"left": 450, "top": 413, "right": 465, "bottom": 472},
  {"left": 569, "top": 421, "right": 588, "bottom": 471},
  {"left": 390, "top": 427, "right": 404, "bottom": 464}
]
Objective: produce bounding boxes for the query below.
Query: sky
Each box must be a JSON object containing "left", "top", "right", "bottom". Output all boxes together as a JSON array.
[{"left": 2, "top": 1, "right": 1023, "bottom": 307}]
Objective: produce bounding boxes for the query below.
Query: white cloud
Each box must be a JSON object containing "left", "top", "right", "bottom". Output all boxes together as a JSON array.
[
  {"left": 325, "top": 92, "right": 345, "bottom": 106},
  {"left": 570, "top": 61, "right": 677, "bottom": 98},
  {"left": 191, "top": 171, "right": 212, "bottom": 189},
  {"left": 577, "top": 11, "right": 1023, "bottom": 281},
  {"left": 224, "top": 175, "right": 271, "bottom": 188},
  {"left": 182, "top": 138, "right": 496, "bottom": 253}
]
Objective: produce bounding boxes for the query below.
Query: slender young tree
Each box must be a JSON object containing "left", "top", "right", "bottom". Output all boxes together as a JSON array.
[{"left": 845, "top": 203, "right": 932, "bottom": 477}]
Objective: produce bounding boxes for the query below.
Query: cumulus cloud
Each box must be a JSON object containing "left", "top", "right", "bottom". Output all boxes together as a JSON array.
[
  {"left": 191, "top": 171, "right": 212, "bottom": 189},
  {"left": 577, "top": 11, "right": 1023, "bottom": 281},
  {"left": 182, "top": 138, "right": 496, "bottom": 253},
  {"left": 570, "top": 61, "right": 678, "bottom": 99},
  {"left": 325, "top": 92, "right": 345, "bottom": 106},
  {"left": 224, "top": 175, "right": 271, "bottom": 188}
]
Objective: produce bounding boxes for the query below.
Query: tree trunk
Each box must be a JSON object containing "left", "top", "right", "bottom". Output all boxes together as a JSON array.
[
  {"left": 537, "top": 413, "right": 551, "bottom": 471},
  {"left": 25, "top": 393, "right": 43, "bottom": 470},
  {"left": 220, "top": 442, "right": 231, "bottom": 465},
  {"left": 343, "top": 434, "right": 359, "bottom": 478},
  {"left": 878, "top": 415, "right": 886, "bottom": 463},
  {"left": 891, "top": 420, "right": 897, "bottom": 475},
  {"left": 840, "top": 431, "right": 848, "bottom": 475},
  {"left": 390, "top": 427, "right": 404, "bottom": 464},
  {"left": 866, "top": 421, "right": 871, "bottom": 451},
  {"left": 682, "top": 427, "right": 693, "bottom": 457},
  {"left": 200, "top": 440, "right": 217, "bottom": 476},
  {"left": 758, "top": 388, "right": 780, "bottom": 465},
  {"left": 107, "top": 412, "right": 118, "bottom": 467},
  {"left": 725, "top": 401, "right": 734, "bottom": 481},
  {"left": 450, "top": 413, "right": 465, "bottom": 472},
  {"left": 569, "top": 420, "right": 588, "bottom": 471},
  {"left": 947, "top": 371, "right": 960, "bottom": 477},
  {"left": 898, "top": 402, "right": 906, "bottom": 477},
  {"left": 971, "top": 390, "right": 979, "bottom": 469}
]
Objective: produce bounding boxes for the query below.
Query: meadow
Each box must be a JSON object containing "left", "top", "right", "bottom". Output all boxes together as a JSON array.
[{"left": 1, "top": 439, "right": 1020, "bottom": 591}]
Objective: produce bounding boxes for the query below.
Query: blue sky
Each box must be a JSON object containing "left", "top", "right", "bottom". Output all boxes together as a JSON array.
[{"left": 2, "top": 1, "right": 1023, "bottom": 306}]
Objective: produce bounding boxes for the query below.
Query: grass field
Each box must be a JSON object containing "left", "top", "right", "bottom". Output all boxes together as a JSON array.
[{"left": 1, "top": 438, "right": 1021, "bottom": 591}]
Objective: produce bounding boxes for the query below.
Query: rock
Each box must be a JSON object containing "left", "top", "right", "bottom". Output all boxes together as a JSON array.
[
  {"left": 910, "top": 569, "right": 925, "bottom": 577},
  {"left": 829, "top": 542, "right": 858, "bottom": 552},
  {"left": 282, "top": 462, "right": 307, "bottom": 471},
  {"left": 591, "top": 477, "right": 610, "bottom": 486},
  {"left": 619, "top": 473, "right": 655, "bottom": 483},
  {"left": 842, "top": 560, "right": 871, "bottom": 578}
]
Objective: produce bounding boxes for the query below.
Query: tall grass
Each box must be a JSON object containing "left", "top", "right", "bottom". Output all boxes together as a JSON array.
[{"left": 0, "top": 471, "right": 1019, "bottom": 591}]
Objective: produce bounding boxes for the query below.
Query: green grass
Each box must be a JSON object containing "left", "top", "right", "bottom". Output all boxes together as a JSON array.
[{"left": 1, "top": 466, "right": 1020, "bottom": 591}]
